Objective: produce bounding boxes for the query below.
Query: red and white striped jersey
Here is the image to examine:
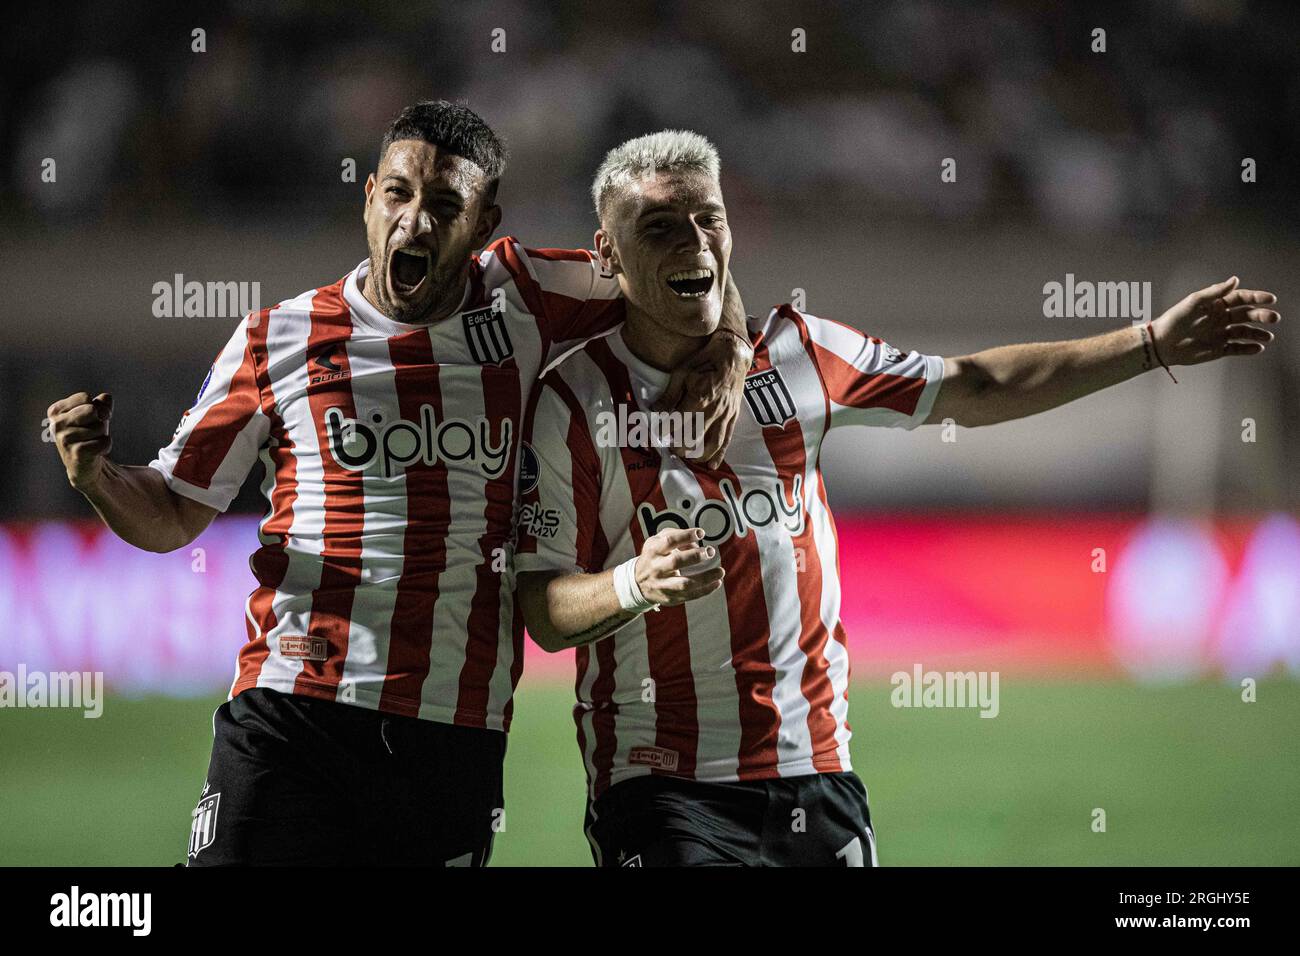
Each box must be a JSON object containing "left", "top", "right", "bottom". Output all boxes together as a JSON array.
[
  {"left": 516, "top": 306, "right": 944, "bottom": 798},
  {"left": 149, "top": 237, "right": 623, "bottom": 731}
]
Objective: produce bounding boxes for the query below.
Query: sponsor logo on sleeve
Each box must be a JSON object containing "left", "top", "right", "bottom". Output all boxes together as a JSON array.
[
  {"left": 518, "top": 442, "right": 540, "bottom": 495},
  {"left": 196, "top": 364, "right": 214, "bottom": 401}
]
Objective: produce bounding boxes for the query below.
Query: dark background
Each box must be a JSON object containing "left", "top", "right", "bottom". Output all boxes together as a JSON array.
[{"left": 4, "top": 0, "right": 1297, "bottom": 518}]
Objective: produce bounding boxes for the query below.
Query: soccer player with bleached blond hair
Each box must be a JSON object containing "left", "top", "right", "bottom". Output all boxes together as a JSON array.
[
  {"left": 515, "top": 129, "right": 1281, "bottom": 867},
  {"left": 45, "top": 103, "right": 755, "bottom": 867}
]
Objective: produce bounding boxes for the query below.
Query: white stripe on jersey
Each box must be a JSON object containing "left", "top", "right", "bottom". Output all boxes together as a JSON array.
[
  {"left": 332, "top": 335, "right": 407, "bottom": 706},
  {"left": 771, "top": 326, "right": 857, "bottom": 768},
  {"left": 248, "top": 292, "right": 322, "bottom": 695}
]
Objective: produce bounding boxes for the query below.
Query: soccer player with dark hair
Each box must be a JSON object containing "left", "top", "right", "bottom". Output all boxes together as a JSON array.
[
  {"left": 514, "top": 130, "right": 1281, "bottom": 867},
  {"left": 45, "top": 102, "right": 753, "bottom": 866}
]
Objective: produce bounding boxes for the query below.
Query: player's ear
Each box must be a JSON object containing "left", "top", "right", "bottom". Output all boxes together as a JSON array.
[
  {"left": 472, "top": 201, "right": 502, "bottom": 248},
  {"left": 595, "top": 227, "right": 620, "bottom": 275},
  {"left": 363, "top": 173, "right": 376, "bottom": 222}
]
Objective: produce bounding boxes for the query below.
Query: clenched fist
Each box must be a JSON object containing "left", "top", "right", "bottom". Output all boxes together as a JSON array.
[{"left": 47, "top": 391, "right": 114, "bottom": 492}]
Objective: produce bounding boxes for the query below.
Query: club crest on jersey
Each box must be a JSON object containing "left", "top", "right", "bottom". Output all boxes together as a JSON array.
[
  {"left": 188, "top": 790, "right": 220, "bottom": 860},
  {"left": 462, "top": 303, "right": 514, "bottom": 366},
  {"left": 743, "top": 367, "right": 797, "bottom": 428}
]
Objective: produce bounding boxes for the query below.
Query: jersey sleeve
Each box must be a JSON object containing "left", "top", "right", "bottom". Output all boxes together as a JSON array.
[
  {"left": 514, "top": 371, "right": 604, "bottom": 576},
  {"left": 797, "top": 309, "right": 945, "bottom": 430},
  {"left": 148, "top": 316, "right": 269, "bottom": 512},
  {"left": 492, "top": 239, "right": 625, "bottom": 366}
]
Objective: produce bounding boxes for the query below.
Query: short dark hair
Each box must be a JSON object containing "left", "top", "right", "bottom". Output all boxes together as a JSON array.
[{"left": 379, "top": 100, "right": 507, "bottom": 203}]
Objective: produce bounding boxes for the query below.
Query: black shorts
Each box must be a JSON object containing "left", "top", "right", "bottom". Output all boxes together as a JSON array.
[
  {"left": 584, "top": 771, "right": 878, "bottom": 867},
  {"left": 186, "top": 688, "right": 506, "bottom": 866}
]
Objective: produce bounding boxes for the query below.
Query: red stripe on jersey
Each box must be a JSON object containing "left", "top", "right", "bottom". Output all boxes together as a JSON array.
[
  {"left": 587, "top": 631, "right": 620, "bottom": 798},
  {"left": 540, "top": 291, "right": 625, "bottom": 347},
  {"left": 496, "top": 240, "right": 626, "bottom": 358},
  {"left": 749, "top": 336, "right": 842, "bottom": 771},
  {"left": 172, "top": 327, "right": 261, "bottom": 490},
  {"left": 573, "top": 643, "right": 591, "bottom": 765},
  {"left": 454, "top": 357, "right": 522, "bottom": 727},
  {"left": 379, "top": 328, "right": 450, "bottom": 716},
  {"left": 515, "top": 383, "right": 546, "bottom": 561},
  {"left": 787, "top": 309, "right": 855, "bottom": 734},
  {"left": 691, "top": 458, "right": 784, "bottom": 779},
  {"left": 585, "top": 337, "right": 699, "bottom": 788},
  {"left": 296, "top": 281, "right": 363, "bottom": 700},
  {"left": 528, "top": 247, "right": 627, "bottom": 347},
  {"left": 537, "top": 374, "right": 609, "bottom": 571},
  {"left": 491, "top": 238, "right": 549, "bottom": 342},
  {"left": 502, "top": 600, "right": 526, "bottom": 728},
  {"left": 521, "top": 247, "right": 592, "bottom": 263},
  {"left": 233, "top": 307, "right": 292, "bottom": 694}
]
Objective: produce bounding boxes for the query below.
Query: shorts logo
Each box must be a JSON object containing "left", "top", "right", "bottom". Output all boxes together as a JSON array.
[
  {"left": 743, "top": 368, "right": 797, "bottom": 428},
  {"left": 463, "top": 304, "right": 514, "bottom": 366},
  {"left": 620, "top": 853, "right": 643, "bottom": 867},
  {"left": 628, "top": 746, "right": 679, "bottom": 772},
  {"left": 189, "top": 791, "right": 220, "bottom": 859},
  {"left": 279, "top": 635, "right": 329, "bottom": 661}
]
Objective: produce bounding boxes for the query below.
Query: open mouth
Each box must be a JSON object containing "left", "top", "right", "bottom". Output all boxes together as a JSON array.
[
  {"left": 665, "top": 268, "right": 714, "bottom": 299},
  {"left": 389, "top": 246, "right": 431, "bottom": 297}
]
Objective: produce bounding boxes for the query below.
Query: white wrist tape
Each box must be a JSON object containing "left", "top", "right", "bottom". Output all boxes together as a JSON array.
[{"left": 613, "top": 556, "right": 658, "bottom": 613}]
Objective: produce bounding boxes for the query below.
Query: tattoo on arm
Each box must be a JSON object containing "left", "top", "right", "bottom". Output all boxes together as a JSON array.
[{"left": 563, "top": 613, "right": 633, "bottom": 646}]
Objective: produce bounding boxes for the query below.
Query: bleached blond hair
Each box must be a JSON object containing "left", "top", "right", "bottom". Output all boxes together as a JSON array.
[{"left": 591, "top": 129, "right": 720, "bottom": 222}]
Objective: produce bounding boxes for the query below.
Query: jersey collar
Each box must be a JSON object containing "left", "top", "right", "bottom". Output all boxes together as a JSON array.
[{"left": 343, "top": 258, "right": 473, "bottom": 336}]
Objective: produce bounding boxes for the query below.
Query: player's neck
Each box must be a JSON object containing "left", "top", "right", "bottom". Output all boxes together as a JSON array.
[
  {"left": 620, "top": 304, "right": 706, "bottom": 373},
  {"left": 359, "top": 270, "right": 467, "bottom": 326}
]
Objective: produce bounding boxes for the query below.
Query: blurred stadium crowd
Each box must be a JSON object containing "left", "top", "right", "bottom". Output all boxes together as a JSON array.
[
  {"left": 6, "top": 1, "right": 1297, "bottom": 227},
  {"left": 3, "top": 0, "right": 1297, "bottom": 518}
]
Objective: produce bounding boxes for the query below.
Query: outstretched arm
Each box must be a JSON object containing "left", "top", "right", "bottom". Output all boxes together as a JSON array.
[{"left": 926, "top": 277, "right": 1281, "bottom": 428}]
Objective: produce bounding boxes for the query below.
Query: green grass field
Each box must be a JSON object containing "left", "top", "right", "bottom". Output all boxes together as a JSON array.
[{"left": 2, "top": 680, "right": 1297, "bottom": 865}]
